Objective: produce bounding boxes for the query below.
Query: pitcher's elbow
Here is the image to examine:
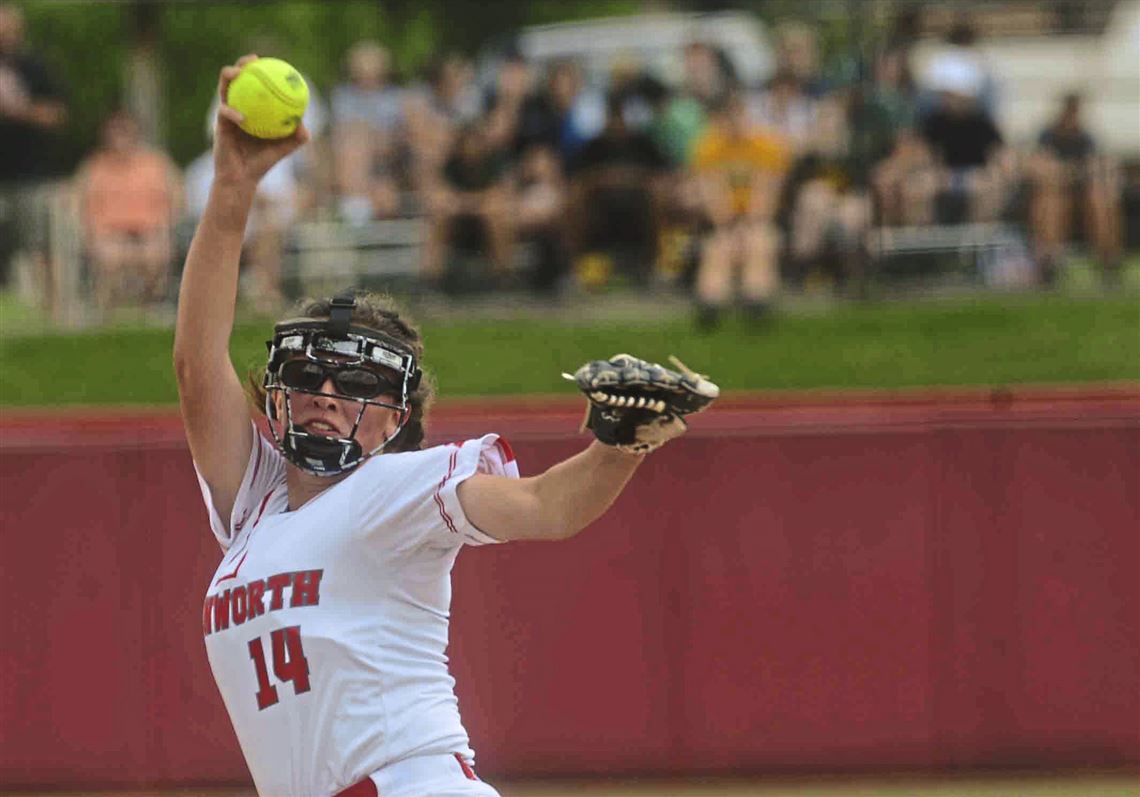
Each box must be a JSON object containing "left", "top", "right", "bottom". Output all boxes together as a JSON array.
[
  {"left": 172, "top": 347, "right": 193, "bottom": 386},
  {"left": 172, "top": 346, "right": 210, "bottom": 393}
]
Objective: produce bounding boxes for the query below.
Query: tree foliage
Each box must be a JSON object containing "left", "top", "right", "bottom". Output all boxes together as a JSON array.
[
  {"left": 15, "top": 0, "right": 645, "bottom": 167},
  {"left": 19, "top": 1, "right": 127, "bottom": 173},
  {"left": 15, "top": 0, "right": 893, "bottom": 169}
]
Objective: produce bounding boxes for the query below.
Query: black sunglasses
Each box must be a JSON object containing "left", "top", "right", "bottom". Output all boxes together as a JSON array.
[{"left": 279, "top": 360, "right": 399, "bottom": 400}]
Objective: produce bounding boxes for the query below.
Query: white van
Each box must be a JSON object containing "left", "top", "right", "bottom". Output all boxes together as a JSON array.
[{"left": 474, "top": 10, "right": 776, "bottom": 93}]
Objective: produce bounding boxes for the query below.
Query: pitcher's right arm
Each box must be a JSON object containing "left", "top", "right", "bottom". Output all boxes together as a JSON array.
[{"left": 173, "top": 56, "right": 309, "bottom": 524}]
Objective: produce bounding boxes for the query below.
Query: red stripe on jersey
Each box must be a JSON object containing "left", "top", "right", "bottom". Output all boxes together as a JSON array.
[
  {"left": 494, "top": 435, "right": 516, "bottom": 464},
  {"left": 454, "top": 753, "right": 478, "bottom": 780},
  {"left": 228, "top": 441, "right": 265, "bottom": 536},
  {"left": 214, "top": 487, "right": 275, "bottom": 585},
  {"left": 433, "top": 447, "right": 460, "bottom": 534},
  {"left": 250, "top": 486, "right": 276, "bottom": 529},
  {"left": 213, "top": 551, "right": 248, "bottom": 585},
  {"left": 250, "top": 433, "right": 264, "bottom": 484}
]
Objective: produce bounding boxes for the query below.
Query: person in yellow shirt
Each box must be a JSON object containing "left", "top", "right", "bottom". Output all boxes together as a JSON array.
[{"left": 690, "top": 91, "right": 790, "bottom": 329}]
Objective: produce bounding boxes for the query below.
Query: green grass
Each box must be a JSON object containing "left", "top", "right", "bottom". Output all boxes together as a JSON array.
[{"left": 0, "top": 293, "right": 1137, "bottom": 407}]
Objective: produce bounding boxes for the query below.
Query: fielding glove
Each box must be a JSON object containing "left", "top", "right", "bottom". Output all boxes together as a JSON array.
[{"left": 564, "top": 353, "right": 719, "bottom": 454}]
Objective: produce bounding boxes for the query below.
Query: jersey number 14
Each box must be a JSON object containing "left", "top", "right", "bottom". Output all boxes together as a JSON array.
[{"left": 247, "top": 626, "right": 311, "bottom": 710}]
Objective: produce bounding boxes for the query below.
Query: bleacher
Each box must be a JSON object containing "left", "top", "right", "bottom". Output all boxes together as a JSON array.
[
  {"left": 869, "top": 222, "right": 1035, "bottom": 288},
  {"left": 283, "top": 217, "right": 424, "bottom": 297}
]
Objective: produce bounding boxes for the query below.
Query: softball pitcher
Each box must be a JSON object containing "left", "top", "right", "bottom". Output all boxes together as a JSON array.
[{"left": 174, "top": 56, "right": 718, "bottom": 797}]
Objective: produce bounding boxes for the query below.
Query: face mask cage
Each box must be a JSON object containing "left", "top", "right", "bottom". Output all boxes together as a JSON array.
[{"left": 263, "top": 316, "right": 422, "bottom": 477}]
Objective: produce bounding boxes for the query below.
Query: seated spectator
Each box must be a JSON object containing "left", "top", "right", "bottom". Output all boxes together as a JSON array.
[
  {"left": 869, "top": 49, "right": 919, "bottom": 139},
  {"left": 567, "top": 93, "right": 671, "bottom": 288},
  {"left": 0, "top": 1, "right": 68, "bottom": 297},
  {"left": 870, "top": 127, "right": 933, "bottom": 227},
  {"left": 513, "top": 143, "right": 568, "bottom": 294},
  {"left": 690, "top": 91, "right": 790, "bottom": 329},
  {"left": 683, "top": 39, "right": 732, "bottom": 105},
  {"left": 868, "top": 49, "right": 932, "bottom": 227},
  {"left": 1025, "top": 93, "right": 1122, "bottom": 285},
  {"left": 422, "top": 120, "right": 511, "bottom": 288},
  {"left": 883, "top": 4, "right": 921, "bottom": 77},
  {"left": 783, "top": 86, "right": 887, "bottom": 294},
  {"left": 607, "top": 54, "right": 665, "bottom": 134},
  {"left": 918, "top": 14, "right": 999, "bottom": 120},
  {"left": 330, "top": 40, "right": 407, "bottom": 223},
  {"left": 405, "top": 54, "right": 482, "bottom": 196},
  {"left": 489, "top": 57, "right": 603, "bottom": 172},
  {"left": 651, "top": 41, "right": 725, "bottom": 169},
  {"left": 919, "top": 62, "right": 1012, "bottom": 224},
  {"left": 747, "top": 70, "right": 818, "bottom": 156},
  {"left": 482, "top": 49, "right": 537, "bottom": 156},
  {"left": 75, "top": 109, "right": 181, "bottom": 311},
  {"left": 771, "top": 19, "right": 826, "bottom": 97},
  {"left": 649, "top": 41, "right": 727, "bottom": 281}
]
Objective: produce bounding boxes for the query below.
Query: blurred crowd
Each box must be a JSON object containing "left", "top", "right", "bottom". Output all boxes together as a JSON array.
[{"left": 0, "top": 2, "right": 1128, "bottom": 326}]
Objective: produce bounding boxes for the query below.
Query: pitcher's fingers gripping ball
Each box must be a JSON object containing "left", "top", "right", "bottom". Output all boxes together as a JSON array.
[{"left": 564, "top": 354, "right": 719, "bottom": 454}]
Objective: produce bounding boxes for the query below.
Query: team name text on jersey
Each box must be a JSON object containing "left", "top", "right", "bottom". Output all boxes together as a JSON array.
[{"left": 202, "top": 569, "right": 324, "bottom": 636}]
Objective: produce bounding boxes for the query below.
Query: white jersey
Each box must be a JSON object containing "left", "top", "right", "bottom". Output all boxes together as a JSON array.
[{"left": 195, "top": 424, "right": 517, "bottom": 797}]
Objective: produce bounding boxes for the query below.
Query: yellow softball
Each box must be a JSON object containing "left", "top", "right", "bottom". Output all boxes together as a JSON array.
[{"left": 225, "top": 57, "right": 309, "bottom": 139}]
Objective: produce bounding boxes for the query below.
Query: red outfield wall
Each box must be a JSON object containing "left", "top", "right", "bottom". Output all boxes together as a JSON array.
[{"left": 1, "top": 387, "right": 1138, "bottom": 789}]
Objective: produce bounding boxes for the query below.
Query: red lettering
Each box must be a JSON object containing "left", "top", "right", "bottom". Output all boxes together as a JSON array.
[
  {"left": 248, "top": 636, "right": 278, "bottom": 710},
  {"left": 266, "top": 573, "right": 291, "bottom": 611},
  {"left": 232, "top": 585, "right": 248, "bottom": 625},
  {"left": 208, "top": 573, "right": 320, "bottom": 639},
  {"left": 247, "top": 626, "right": 311, "bottom": 711},
  {"left": 212, "top": 590, "right": 231, "bottom": 631},
  {"left": 247, "top": 579, "right": 266, "bottom": 619},
  {"left": 272, "top": 626, "right": 311, "bottom": 696},
  {"left": 290, "top": 569, "right": 323, "bottom": 608}
]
